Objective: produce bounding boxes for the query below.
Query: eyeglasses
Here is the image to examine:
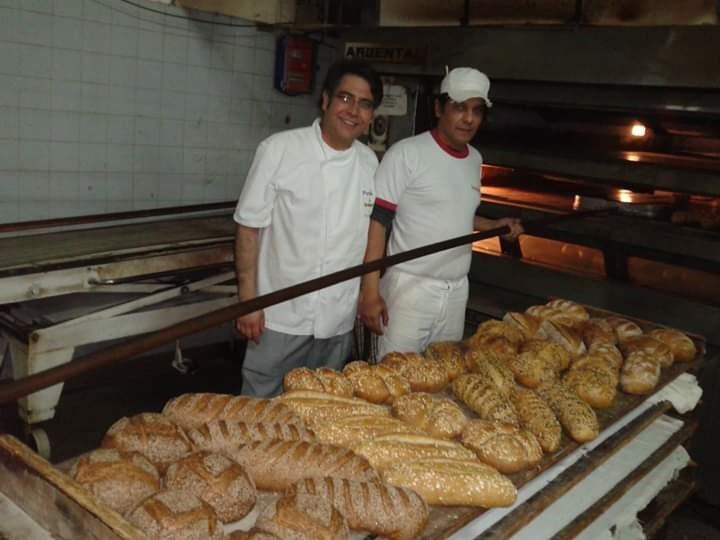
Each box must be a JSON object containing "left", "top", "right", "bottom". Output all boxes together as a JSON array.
[{"left": 333, "top": 91, "right": 375, "bottom": 112}]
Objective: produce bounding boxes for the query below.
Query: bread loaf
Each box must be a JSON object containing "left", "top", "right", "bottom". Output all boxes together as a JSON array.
[
  {"left": 391, "top": 392, "right": 467, "bottom": 439},
  {"left": 586, "top": 342, "right": 624, "bottom": 372},
  {"left": 380, "top": 352, "right": 449, "bottom": 393},
  {"left": 69, "top": 448, "right": 160, "bottom": 515},
  {"left": 163, "top": 393, "right": 301, "bottom": 429},
  {"left": 288, "top": 477, "right": 428, "bottom": 540},
  {"left": 648, "top": 328, "right": 697, "bottom": 363},
  {"left": 464, "top": 333, "right": 518, "bottom": 360},
  {"left": 312, "top": 414, "right": 424, "bottom": 448},
  {"left": 604, "top": 317, "right": 643, "bottom": 343},
  {"left": 244, "top": 492, "right": 349, "bottom": 540},
  {"left": 583, "top": 318, "right": 617, "bottom": 349},
  {"left": 452, "top": 374, "right": 518, "bottom": 425},
  {"left": 507, "top": 351, "right": 556, "bottom": 389},
  {"left": 467, "top": 358, "right": 515, "bottom": 397},
  {"left": 186, "top": 419, "right": 314, "bottom": 454},
  {"left": 101, "top": 413, "right": 192, "bottom": 471},
  {"left": 520, "top": 339, "right": 572, "bottom": 371},
  {"left": 472, "top": 319, "right": 525, "bottom": 347},
  {"left": 127, "top": 489, "right": 223, "bottom": 540},
  {"left": 460, "top": 419, "right": 543, "bottom": 473},
  {"left": 382, "top": 458, "right": 517, "bottom": 508},
  {"left": 423, "top": 341, "right": 467, "bottom": 381},
  {"left": 510, "top": 387, "right": 561, "bottom": 453},
  {"left": 539, "top": 320, "right": 587, "bottom": 357},
  {"left": 537, "top": 382, "right": 599, "bottom": 443},
  {"left": 353, "top": 433, "right": 476, "bottom": 470},
  {"left": 273, "top": 391, "right": 390, "bottom": 426},
  {"left": 342, "top": 361, "right": 411, "bottom": 404},
  {"left": 527, "top": 300, "right": 589, "bottom": 328},
  {"left": 283, "top": 367, "right": 354, "bottom": 398},
  {"left": 620, "top": 335, "right": 674, "bottom": 368},
  {"left": 562, "top": 366, "right": 617, "bottom": 409},
  {"left": 502, "top": 312, "right": 541, "bottom": 340},
  {"left": 164, "top": 451, "right": 256, "bottom": 523},
  {"left": 226, "top": 439, "right": 378, "bottom": 491},
  {"left": 620, "top": 350, "right": 661, "bottom": 395},
  {"left": 569, "top": 354, "right": 620, "bottom": 381}
]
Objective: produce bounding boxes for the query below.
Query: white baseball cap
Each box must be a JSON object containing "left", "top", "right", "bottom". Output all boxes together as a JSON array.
[{"left": 440, "top": 67, "right": 493, "bottom": 107}]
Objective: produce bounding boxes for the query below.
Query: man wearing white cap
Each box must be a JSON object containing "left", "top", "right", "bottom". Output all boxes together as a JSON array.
[{"left": 359, "top": 67, "right": 523, "bottom": 356}]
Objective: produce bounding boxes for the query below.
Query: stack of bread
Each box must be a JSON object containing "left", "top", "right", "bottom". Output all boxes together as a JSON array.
[{"left": 64, "top": 298, "right": 697, "bottom": 539}]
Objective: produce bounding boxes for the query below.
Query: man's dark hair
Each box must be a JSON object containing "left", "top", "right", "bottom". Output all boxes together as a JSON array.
[{"left": 319, "top": 60, "right": 384, "bottom": 109}]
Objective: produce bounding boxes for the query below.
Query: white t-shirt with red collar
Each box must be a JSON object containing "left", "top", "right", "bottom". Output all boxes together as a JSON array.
[{"left": 374, "top": 129, "right": 483, "bottom": 281}]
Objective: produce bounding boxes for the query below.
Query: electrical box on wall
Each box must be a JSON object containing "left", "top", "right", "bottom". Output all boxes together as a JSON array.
[{"left": 275, "top": 36, "right": 316, "bottom": 95}]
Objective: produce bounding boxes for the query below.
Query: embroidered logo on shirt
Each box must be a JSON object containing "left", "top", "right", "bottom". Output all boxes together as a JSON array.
[{"left": 362, "top": 189, "right": 375, "bottom": 209}]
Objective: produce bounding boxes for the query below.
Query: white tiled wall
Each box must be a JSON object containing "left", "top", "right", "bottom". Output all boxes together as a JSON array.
[{"left": 0, "top": 0, "right": 333, "bottom": 223}]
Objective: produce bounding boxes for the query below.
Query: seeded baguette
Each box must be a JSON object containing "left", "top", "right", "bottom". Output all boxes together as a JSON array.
[
  {"left": 537, "top": 381, "right": 599, "bottom": 443},
  {"left": 186, "top": 419, "right": 314, "bottom": 453},
  {"left": 510, "top": 386, "right": 562, "bottom": 453}
]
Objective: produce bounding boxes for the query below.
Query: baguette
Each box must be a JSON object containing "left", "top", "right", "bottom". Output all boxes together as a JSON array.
[
  {"left": 353, "top": 433, "right": 476, "bottom": 470},
  {"left": 312, "top": 414, "right": 424, "bottom": 448},
  {"left": 273, "top": 391, "right": 390, "bottom": 427},
  {"left": 423, "top": 341, "right": 467, "bottom": 381},
  {"left": 620, "top": 335, "right": 674, "bottom": 368},
  {"left": 186, "top": 419, "right": 314, "bottom": 453},
  {"left": 391, "top": 392, "right": 467, "bottom": 439},
  {"left": 164, "top": 451, "right": 256, "bottom": 523},
  {"left": 452, "top": 374, "right": 518, "bottom": 425},
  {"left": 163, "top": 393, "right": 301, "bottom": 429},
  {"left": 510, "top": 386, "right": 561, "bottom": 453},
  {"left": 460, "top": 419, "right": 543, "bottom": 473},
  {"left": 382, "top": 458, "right": 517, "bottom": 508},
  {"left": 288, "top": 477, "right": 428, "bottom": 540},
  {"left": 647, "top": 328, "right": 697, "bottom": 363},
  {"left": 620, "top": 350, "right": 661, "bottom": 395},
  {"left": 226, "top": 440, "right": 378, "bottom": 491},
  {"left": 283, "top": 367, "right": 354, "bottom": 398},
  {"left": 380, "top": 352, "right": 449, "bottom": 393},
  {"left": 537, "top": 381, "right": 599, "bottom": 443}
]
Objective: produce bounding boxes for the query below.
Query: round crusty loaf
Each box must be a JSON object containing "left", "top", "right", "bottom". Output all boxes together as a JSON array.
[
  {"left": 620, "top": 335, "right": 675, "bottom": 368},
  {"left": 127, "top": 489, "right": 223, "bottom": 540},
  {"left": 101, "top": 413, "right": 193, "bottom": 471},
  {"left": 461, "top": 419, "right": 543, "bottom": 474},
  {"left": 69, "top": 448, "right": 160, "bottom": 515},
  {"left": 391, "top": 392, "right": 467, "bottom": 439},
  {"left": 604, "top": 316, "right": 643, "bottom": 343},
  {"left": 647, "top": 328, "right": 697, "bottom": 363},
  {"left": 164, "top": 451, "right": 256, "bottom": 523}
]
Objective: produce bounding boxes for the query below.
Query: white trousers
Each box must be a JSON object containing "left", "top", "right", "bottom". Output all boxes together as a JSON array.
[{"left": 377, "top": 268, "right": 469, "bottom": 358}]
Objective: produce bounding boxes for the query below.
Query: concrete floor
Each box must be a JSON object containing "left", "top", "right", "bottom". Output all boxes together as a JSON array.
[{"left": 1, "top": 342, "right": 719, "bottom": 539}]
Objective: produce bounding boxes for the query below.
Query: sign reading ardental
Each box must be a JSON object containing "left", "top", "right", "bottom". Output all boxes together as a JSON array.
[{"left": 345, "top": 43, "right": 427, "bottom": 65}]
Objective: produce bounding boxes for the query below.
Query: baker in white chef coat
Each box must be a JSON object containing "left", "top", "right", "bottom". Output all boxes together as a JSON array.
[{"left": 233, "top": 60, "right": 383, "bottom": 397}]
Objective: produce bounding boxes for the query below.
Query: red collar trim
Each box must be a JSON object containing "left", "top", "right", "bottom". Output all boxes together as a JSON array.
[{"left": 431, "top": 129, "right": 469, "bottom": 158}]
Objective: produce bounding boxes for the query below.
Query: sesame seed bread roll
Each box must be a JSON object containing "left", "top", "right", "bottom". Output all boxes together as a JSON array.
[
  {"left": 237, "top": 492, "right": 349, "bottom": 540},
  {"left": 461, "top": 419, "right": 543, "bottom": 474},
  {"left": 164, "top": 451, "right": 256, "bottom": 522},
  {"left": 452, "top": 374, "right": 519, "bottom": 426},
  {"left": 620, "top": 335, "right": 675, "bottom": 368},
  {"left": 648, "top": 328, "right": 697, "bottom": 363},
  {"left": 586, "top": 342, "right": 624, "bottom": 372},
  {"left": 354, "top": 433, "right": 476, "bottom": 471},
  {"left": 468, "top": 358, "right": 515, "bottom": 397},
  {"left": 382, "top": 458, "right": 517, "bottom": 508},
  {"left": 380, "top": 352, "right": 449, "bottom": 393},
  {"left": 163, "top": 393, "right": 301, "bottom": 429},
  {"left": 312, "top": 414, "right": 424, "bottom": 448},
  {"left": 288, "top": 477, "right": 428, "bottom": 540},
  {"left": 562, "top": 366, "right": 618, "bottom": 409},
  {"left": 127, "top": 489, "right": 223, "bottom": 540},
  {"left": 604, "top": 317, "right": 644, "bottom": 343},
  {"left": 283, "top": 367, "right": 354, "bottom": 398},
  {"left": 101, "top": 413, "right": 193, "bottom": 471},
  {"left": 391, "top": 392, "right": 467, "bottom": 439},
  {"left": 507, "top": 351, "right": 556, "bottom": 389},
  {"left": 342, "top": 361, "right": 411, "bottom": 404},
  {"left": 423, "top": 341, "right": 467, "bottom": 381},
  {"left": 520, "top": 339, "right": 572, "bottom": 371},
  {"left": 69, "top": 448, "right": 160, "bottom": 515},
  {"left": 273, "top": 391, "right": 390, "bottom": 427},
  {"left": 537, "top": 381, "right": 599, "bottom": 443},
  {"left": 502, "top": 311, "right": 542, "bottom": 340},
  {"left": 186, "top": 420, "right": 314, "bottom": 453},
  {"left": 621, "top": 350, "right": 662, "bottom": 395},
  {"left": 226, "top": 439, "right": 378, "bottom": 491},
  {"left": 510, "top": 386, "right": 561, "bottom": 453}
]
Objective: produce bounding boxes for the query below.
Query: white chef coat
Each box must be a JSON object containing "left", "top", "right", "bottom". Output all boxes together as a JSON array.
[{"left": 234, "top": 119, "right": 377, "bottom": 338}]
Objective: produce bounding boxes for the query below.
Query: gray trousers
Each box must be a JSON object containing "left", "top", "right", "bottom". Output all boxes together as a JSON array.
[{"left": 240, "top": 329, "right": 354, "bottom": 397}]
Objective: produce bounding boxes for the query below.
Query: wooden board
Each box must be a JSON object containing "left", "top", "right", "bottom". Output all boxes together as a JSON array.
[{"left": 0, "top": 434, "right": 147, "bottom": 540}]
